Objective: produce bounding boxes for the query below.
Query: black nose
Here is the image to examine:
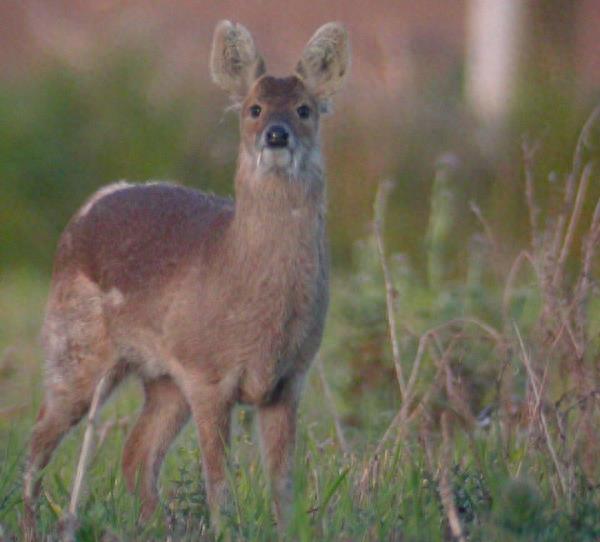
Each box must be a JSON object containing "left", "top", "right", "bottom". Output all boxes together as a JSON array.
[{"left": 266, "top": 125, "right": 289, "bottom": 148}]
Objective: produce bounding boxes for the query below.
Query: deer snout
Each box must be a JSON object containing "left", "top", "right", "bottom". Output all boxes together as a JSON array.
[{"left": 265, "top": 124, "right": 290, "bottom": 148}]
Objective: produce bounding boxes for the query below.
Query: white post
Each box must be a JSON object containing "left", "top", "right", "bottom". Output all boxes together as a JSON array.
[{"left": 466, "top": 0, "right": 526, "bottom": 124}]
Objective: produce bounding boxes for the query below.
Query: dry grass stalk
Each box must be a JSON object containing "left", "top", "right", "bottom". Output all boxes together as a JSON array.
[
  {"left": 357, "top": 453, "right": 380, "bottom": 503},
  {"left": 315, "top": 356, "right": 350, "bottom": 454},
  {"left": 60, "top": 374, "right": 109, "bottom": 541},
  {"left": 502, "top": 250, "right": 537, "bottom": 321},
  {"left": 443, "top": 356, "right": 476, "bottom": 428},
  {"left": 359, "top": 182, "right": 445, "bottom": 495},
  {"left": 547, "top": 294, "right": 586, "bottom": 355},
  {"left": 549, "top": 107, "right": 598, "bottom": 268},
  {"left": 540, "top": 109, "right": 599, "bottom": 344},
  {"left": 373, "top": 179, "right": 407, "bottom": 398},
  {"left": 580, "top": 199, "right": 600, "bottom": 293},
  {"left": 429, "top": 318, "right": 504, "bottom": 348},
  {"left": 370, "top": 331, "right": 433, "bottom": 460},
  {"left": 553, "top": 162, "right": 594, "bottom": 289},
  {"left": 419, "top": 425, "right": 436, "bottom": 475},
  {"left": 574, "top": 196, "right": 600, "bottom": 340},
  {"left": 513, "top": 323, "right": 568, "bottom": 498},
  {"left": 366, "top": 315, "right": 504, "bottom": 485},
  {"left": 515, "top": 341, "right": 553, "bottom": 478},
  {"left": 522, "top": 138, "right": 542, "bottom": 249},
  {"left": 404, "top": 362, "right": 446, "bottom": 428},
  {"left": 364, "top": 334, "right": 466, "bottom": 497},
  {"left": 567, "top": 392, "right": 597, "bottom": 466},
  {"left": 439, "top": 412, "right": 466, "bottom": 542},
  {"left": 361, "top": 106, "right": 600, "bottom": 507},
  {"left": 501, "top": 108, "right": 600, "bottom": 496},
  {"left": 469, "top": 201, "right": 499, "bottom": 258},
  {"left": 570, "top": 105, "right": 600, "bottom": 193},
  {"left": 551, "top": 105, "right": 600, "bottom": 282}
]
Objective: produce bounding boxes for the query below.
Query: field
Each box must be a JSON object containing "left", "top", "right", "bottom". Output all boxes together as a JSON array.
[
  {"left": 1, "top": 14, "right": 600, "bottom": 538},
  {"left": 1, "top": 105, "right": 600, "bottom": 541}
]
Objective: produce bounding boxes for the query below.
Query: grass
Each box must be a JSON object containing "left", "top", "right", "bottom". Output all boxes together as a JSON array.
[
  {"left": 1, "top": 105, "right": 600, "bottom": 540},
  {"left": 2, "top": 379, "right": 600, "bottom": 541}
]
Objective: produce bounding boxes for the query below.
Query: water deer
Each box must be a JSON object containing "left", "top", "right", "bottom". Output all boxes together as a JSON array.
[{"left": 23, "top": 20, "right": 350, "bottom": 535}]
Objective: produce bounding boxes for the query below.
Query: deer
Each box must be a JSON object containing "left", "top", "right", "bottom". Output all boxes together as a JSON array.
[{"left": 22, "top": 19, "right": 350, "bottom": 537}]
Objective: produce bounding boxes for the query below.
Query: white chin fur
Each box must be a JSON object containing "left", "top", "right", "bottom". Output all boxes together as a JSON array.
[{"left": 261, "top": 148, "right": 292, "bottom": 169}]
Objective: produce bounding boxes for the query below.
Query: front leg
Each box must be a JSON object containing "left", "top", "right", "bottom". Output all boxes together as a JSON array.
[
  {"left": 188, "top": 390, "right": 233, "bottom": 531},
  {"left": 258, "top": 376, "right": 303, "bottom": 530}
]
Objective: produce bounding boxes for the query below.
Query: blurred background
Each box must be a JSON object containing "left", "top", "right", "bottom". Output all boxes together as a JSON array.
[
  {"left": 2, "top": 4, "right": 600, "bottom": 538},
  {"left": 1, "top": 0, "right": 599, "bottom": 272},
  {"left": 1, "top": 0, "right": 600, "bottom": 429}
]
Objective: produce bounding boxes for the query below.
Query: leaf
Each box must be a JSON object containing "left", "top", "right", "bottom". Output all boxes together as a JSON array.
[{"left": 316, "top": 468, "right": 349, "bottom": 523}]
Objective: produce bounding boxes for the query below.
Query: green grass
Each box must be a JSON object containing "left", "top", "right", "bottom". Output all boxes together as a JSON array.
[{"left": 1, "top": 257, "right": 600, "bottom": 541}]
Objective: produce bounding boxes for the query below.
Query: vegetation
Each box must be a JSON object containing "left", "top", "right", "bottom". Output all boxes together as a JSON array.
[{"left": 1, "top": 52, "right": 600, "bottom": 541}]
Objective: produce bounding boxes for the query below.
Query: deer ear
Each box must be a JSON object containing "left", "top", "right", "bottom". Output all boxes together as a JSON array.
[
  {"left": 296, "top": 22, "right": 350, "bottom": 105},
  {"left": 210, "top": 20, "right": 266, "bottom": 102}
]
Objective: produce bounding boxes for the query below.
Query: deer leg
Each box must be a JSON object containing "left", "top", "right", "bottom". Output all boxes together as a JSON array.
[
  {"left": 122, "top": 375, "right": 190, "bottom": 520},
  {"left": 188, "top": 390, "right": 233, "bottom": 532},
  {"left": 23, "top": 399, "right": 78, "bottom": 542},
  {"left": 23, "top": 365, "right": 124, "bottom": 542},
  {"left": 24, "top": 271, "right": 129, "bottom": 539},
  {"left": 257, "top": 377, "right": 302, "bottom": 531}
]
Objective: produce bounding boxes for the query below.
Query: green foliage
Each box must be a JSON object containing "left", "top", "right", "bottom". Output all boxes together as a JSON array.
[
  {"left": 1, "top": 46, "right": 595, "bottom": 272},
  {"left": 0, "top": 52, "right": 235, "bottom": 270},
  {"left": 1, "top": 45, "right": 599, "bottom": 542}
]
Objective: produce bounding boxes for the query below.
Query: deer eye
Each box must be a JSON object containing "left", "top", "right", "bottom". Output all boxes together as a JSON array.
[
  {"left": 297, "top": 104, "right": 310, "bottom": 119},
  {"left": 249, "top": 105, "right": 262, "bottom": 118}
]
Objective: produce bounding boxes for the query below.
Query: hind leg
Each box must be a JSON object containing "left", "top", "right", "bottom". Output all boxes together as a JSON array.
[
  {"left": 122, "top": 376, "right": 190, "bottom": 520},
  {"left": 23, "top": 396, "right": 78, "bottom": 542},
  {"left": 23, "top": 273, "right": 128, "bottom": 539},
  {"left": 23, "top": 364, "right": 125, "bottom": 541}
]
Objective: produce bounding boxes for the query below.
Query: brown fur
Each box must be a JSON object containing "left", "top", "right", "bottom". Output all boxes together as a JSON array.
[{"left": 23, "top": 20, "right": 349, "bottom": 537}]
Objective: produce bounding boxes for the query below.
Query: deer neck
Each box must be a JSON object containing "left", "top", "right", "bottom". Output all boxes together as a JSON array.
[{"left": 228, "top": 148, "right": 325, "bottom": 254}]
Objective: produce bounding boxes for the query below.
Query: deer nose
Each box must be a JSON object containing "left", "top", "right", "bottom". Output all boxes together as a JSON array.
[{"left": 265, "top": 125, "right": 289, "bottom": 148}]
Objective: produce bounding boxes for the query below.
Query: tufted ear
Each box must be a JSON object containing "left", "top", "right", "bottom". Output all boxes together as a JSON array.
[
  {"left": 210, "top": 20, "right": 266, "bottom": 102},
  {"left": 296, "top": 22, "right": 350, "bottom": 107}
]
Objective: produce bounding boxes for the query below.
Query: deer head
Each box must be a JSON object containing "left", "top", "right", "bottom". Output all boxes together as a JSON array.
[{"left": 210, "top": 20, "right": 350, "bottom": 181}]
